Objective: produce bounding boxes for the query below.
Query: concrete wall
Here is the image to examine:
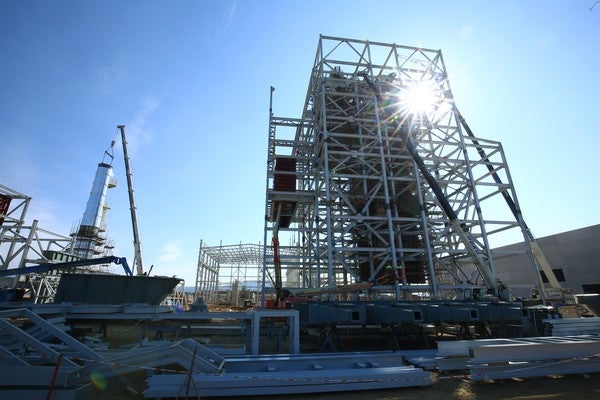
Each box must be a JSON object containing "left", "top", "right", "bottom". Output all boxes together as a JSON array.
[{"left": 491, "top": 224, "right": 600, "bottom": 298}]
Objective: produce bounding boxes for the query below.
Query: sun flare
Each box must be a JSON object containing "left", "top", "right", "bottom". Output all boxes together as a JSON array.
[{"left": 401, "top": 79, "right": 440, "bottom": 115}]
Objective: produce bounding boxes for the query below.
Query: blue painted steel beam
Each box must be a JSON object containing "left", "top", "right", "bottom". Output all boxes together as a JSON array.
[{"left": 296, "top": 301, "right": 524, "bottom": 326}]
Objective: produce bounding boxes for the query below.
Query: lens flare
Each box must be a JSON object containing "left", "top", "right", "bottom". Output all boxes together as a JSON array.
[
  {"left": 401, "top": 79, "right": 440, "bottom": 115},
  {"left": 90, "top": 371, "right": 108, "bottom": 391}
]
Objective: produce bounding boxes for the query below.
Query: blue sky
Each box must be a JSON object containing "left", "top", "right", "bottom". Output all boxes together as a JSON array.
[{"left": 1, "top": 1, "right": 599, "bottom": 285}]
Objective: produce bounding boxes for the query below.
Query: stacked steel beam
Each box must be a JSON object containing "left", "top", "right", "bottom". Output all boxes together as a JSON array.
[{"left": 435, "top": 335, "right": 600, "bottom": 380}]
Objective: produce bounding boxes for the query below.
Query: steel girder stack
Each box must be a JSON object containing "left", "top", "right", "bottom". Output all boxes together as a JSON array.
[{"left": 263, "top": 36, "right": 525, "bottom": 301}]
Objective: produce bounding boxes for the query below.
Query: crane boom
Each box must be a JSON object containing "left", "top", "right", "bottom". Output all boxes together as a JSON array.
[{"left": 118, "top": 125, "right": 144, "bottom": 276}]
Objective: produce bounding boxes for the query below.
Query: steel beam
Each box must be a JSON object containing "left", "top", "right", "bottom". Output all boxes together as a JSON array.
[
  {"left": 251, "top": 309, "right": 299, "bottom": 355},
  {"left": 543, "top": 317, "right": 600, "bottom": 336},
  {"left": 145, "top": 366, "right": 431, "bottom": 398},
  {"left": 470, "top": 358, "right": 600, "bottom": 380},
  {"left": 470, "top": 340, "right": 600, "bottom": 363},
  {"left": 0, "top": 308, "right": 102, "bottom": 362},
  {"left": 0, "top": 318, "right": 77, "bottom": 366},
  {"left": 222, "top": 351, "right": 409, "bottom": 373}
]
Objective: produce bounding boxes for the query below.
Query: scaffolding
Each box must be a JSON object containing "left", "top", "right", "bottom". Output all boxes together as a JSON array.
[{"left": 262, "top": 36, "right": 526, "bottom": 301}]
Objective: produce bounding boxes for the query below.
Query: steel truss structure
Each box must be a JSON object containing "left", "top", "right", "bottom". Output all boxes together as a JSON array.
[
  {"left": 0, "top": 184, "right": 75, "bottom": 271},
  {"left": 263, "top": 36, "right": 528, "bottom": 301},
  {"left": 0, "top": 184, "right": 78, "bottom": 303},
  {"left": 196, "top": 241, "right": 272, "bottom": 305}
]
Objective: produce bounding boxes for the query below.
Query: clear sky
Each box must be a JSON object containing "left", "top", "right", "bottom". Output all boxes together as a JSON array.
[{"left": 1, "top": 1, "right": 599, "bottom": 285}]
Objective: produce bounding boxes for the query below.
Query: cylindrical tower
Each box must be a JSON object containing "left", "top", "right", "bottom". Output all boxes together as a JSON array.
[
  {"left": 79, "top": 162, "right": 114, "bottom": 237},
  {"left": 74, "top": 162, "right": 116, "bottom": 259}
]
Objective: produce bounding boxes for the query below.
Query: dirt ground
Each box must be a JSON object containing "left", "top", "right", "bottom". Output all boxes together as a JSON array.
[{"left": 270, "top": 373, "right": 600, "bottom": 400}]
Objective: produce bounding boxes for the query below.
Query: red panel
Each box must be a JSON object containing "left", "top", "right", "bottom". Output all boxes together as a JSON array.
[
  {"left": 274, "top": 157, "right": 296, "bottom": 192},
  {"left": 0, "top": 194, "right": 11, "bottom": 226}
]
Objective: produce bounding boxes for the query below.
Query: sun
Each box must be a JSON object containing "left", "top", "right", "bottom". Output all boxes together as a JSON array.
[{"left": 399, "top": 79, "right": 441, "bottom": 115}]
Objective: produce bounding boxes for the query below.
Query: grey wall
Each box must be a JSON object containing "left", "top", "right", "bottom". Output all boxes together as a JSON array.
[{"left": 490, "top": 224, "right": 600, "bottom": 298}]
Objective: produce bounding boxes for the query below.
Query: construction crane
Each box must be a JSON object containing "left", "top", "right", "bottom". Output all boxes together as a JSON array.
[
  {"left": 117, "top": 125, "right": 144, "bottom": 276},
  {"left": 361, "top": 73, "right": 511, "bottom": 301}
]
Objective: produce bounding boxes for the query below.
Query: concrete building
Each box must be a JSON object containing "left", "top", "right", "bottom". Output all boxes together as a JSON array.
[{"left": 491, "top": 224, "right": 600, "bottom": 298}]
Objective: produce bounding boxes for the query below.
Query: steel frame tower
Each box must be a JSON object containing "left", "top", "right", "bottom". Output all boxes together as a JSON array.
[
  {"left": 263, "top": 36, "right": 526, "bottom": 301},
  {"left": 195, "top": 242, "right": 264, "bottom": 305},
  {"left": 195, "top": 240, "right": 221, "bottom": 303}
]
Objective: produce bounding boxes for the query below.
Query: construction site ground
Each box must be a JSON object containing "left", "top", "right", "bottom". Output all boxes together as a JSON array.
[
  {"left": 91, "top": 370, "right": 600, "bottom": 399},
  {"left": 82, "top": 308, "right": 600, "bottom": 399},
  {"left": 230, "top": 373, "right": 600, "bottom": 400}
]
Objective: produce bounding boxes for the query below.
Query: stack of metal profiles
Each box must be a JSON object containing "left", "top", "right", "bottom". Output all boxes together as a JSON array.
[
  {"left": 542, "top": 317, "right": 600, "bottom": 336},
  {"left": 435, "top": 335, "right": 600, "bottom": 380}
]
